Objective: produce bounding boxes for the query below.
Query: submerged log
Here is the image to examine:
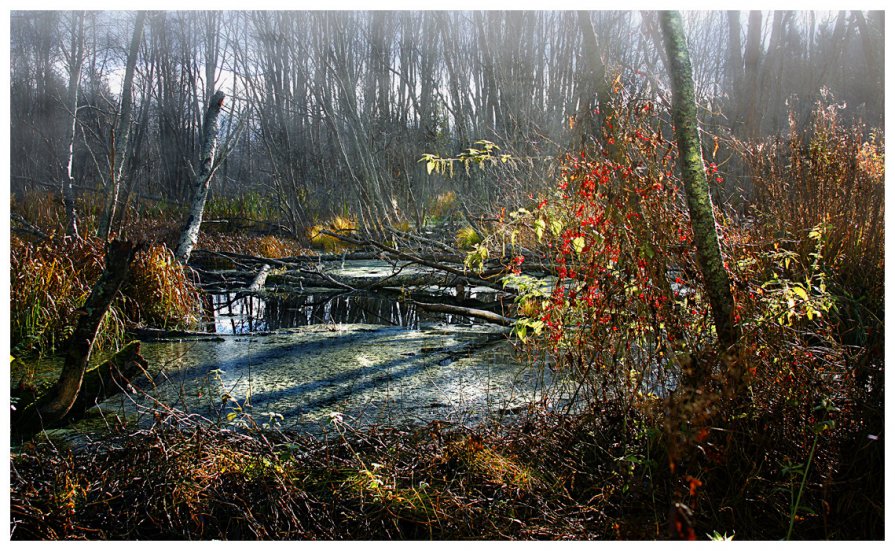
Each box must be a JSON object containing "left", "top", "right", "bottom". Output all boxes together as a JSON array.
[
  {"left": 13, "top": 240, "right": 139, "bottom": 440},
  {"left": 12, "top": 342, "right": 151, "bottom": 440},
  {"left": 130, "top": 327, "right": 228, "bottom": 341}
]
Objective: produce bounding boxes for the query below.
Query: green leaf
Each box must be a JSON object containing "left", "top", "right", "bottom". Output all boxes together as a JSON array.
[
  {"left": 641, "top": 242, "right": 655, "bottom": 259},
  {"left": 534, "top": 219, "right": 546, "bottom": 242},
  {"left": 550, "top": 218, "right": 563, "bottom": 237}
]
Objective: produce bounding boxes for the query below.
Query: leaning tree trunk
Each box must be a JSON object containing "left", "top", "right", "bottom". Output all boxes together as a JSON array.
[
  {"left": 98, "top": 11, "right": 146, "bottom": 240},
  {"left": 659, "top": 11, "right": 739, "bottom": 358},
  {"left": 13, "top": 240, "right": 139, "bottom": 439},
  {"left": 175, "top": 90, "right": 226, "bottom": 264}
]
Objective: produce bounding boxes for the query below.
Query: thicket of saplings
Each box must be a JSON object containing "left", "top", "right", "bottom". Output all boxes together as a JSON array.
[{"left": 9, "top": 98, "right": 883, "bottom": 540}]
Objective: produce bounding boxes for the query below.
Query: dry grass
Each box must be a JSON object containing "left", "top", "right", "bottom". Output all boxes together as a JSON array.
[
  {"left": 122, "top": 244, "right": 201, "bottom": 329},
  {"left": 10, "top": 236, "right": 201, "bottom": 357},
  {"left": 454, "top": 226, "right": 481, "bottom": 249},
  {"left": 9, "top": 409, "right": 650, "bottom": 540},
  {"left": 307, "top": 215, "right": 357, "bottom": 253},
  {"left": 429, "top": 191, "right": 458, "bottom": 220},
  {"left": 10, "top": 234, "right": 121, "bottom": 355},
  {"left": 739, "top": 101, "right": 884, "bottom": 321},
  {"left": 199, "top": 233, "right": 310, "bottom": 259}
]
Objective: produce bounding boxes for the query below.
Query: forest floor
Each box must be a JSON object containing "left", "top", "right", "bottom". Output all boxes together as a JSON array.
[{"left": 9, "top": 356, "right": 884, "bottom": 540}]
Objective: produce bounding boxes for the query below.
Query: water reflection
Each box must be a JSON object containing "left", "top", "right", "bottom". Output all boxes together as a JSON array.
[{"left": 211, "top": 291, "right": 492, "bottom": 334}]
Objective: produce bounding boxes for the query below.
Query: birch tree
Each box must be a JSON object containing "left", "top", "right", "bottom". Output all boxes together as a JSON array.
[
  {"left": 175, "top": 90, "right": 226, "bottom": 264},
  {"left": 61, "top": 11, "right": 86, "bottom": 238}
]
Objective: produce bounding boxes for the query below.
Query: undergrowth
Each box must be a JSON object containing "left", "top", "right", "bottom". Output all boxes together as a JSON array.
[
  {"left": 10, "top": 235, "right": 200, "bottom": 358},
  {"left": 9, "top": 409, "right": 660, "bottom": 540}
]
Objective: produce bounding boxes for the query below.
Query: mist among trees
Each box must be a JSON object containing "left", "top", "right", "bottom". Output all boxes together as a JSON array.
[{"left": 9, "top": 10, "right": 883, "bottom": 234}]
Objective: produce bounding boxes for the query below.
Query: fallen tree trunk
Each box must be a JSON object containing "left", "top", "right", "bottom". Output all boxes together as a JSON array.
[
  {"left": 410, "top": 300, "right": 515, "bottom": 327},
  {"left": 13, "top": 342, "right": 151, "bottom": 441},
  {"left": 131, "top": 327, "right": 233, "bottom": 341},
  {"left": 267, "top": 269, "right": 467, "bottom": 292},
  {"left": 13, "top": 241, "right": 140, "bottom": 440},
  {"left": 67, "top": 342, "right": 151, "bottom": 423},
  {"left": 247, "top": 264, "right": 272, "bottom": 292}
]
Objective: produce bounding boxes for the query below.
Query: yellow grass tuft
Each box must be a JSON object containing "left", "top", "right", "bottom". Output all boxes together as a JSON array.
[{"left": 455, "top": 226, "right": 481, "bottom": 249}]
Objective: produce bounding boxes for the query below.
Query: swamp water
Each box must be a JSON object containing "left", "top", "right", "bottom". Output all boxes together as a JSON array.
[
  {"left": 19, "top": 267, "right": 560, "bottom": 441},
  {"left": 134, "top": 323, "right": 548, "bottom": 430}
]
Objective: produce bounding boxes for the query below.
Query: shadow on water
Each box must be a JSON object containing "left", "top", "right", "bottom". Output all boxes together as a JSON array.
[
  {"left": 130, "top": 324, "right": 540, "bottom": 431},
  {"left": 61, "top": 282, "right": 553, "bottom": 434}
]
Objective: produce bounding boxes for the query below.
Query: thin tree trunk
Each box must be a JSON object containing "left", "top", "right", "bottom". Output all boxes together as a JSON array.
[
  {"left": 742, "top": 10, "right": 763, "bottom": 139},
  {"left": 99, "top": 11, "right": 146, "bottom": 240},
  {"left": 175, "top": 90, "right": 226, "bottom": 264},
  {"left": 63, "top": 11, "right": 85, "bottom": 239},
  {"left": 576, "top": 11, "right": 613, "bottom": 150},
  {"left": 725, "top": 11, "right": 744, "bottom": 130},
  {"left": 659, "top": 11, "right": 739, "bottom": 357},
  {"left": 852, "top": 11, "right": 883, "bottom": 117}
]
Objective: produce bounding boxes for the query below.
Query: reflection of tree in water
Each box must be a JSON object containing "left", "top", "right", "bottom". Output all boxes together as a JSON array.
[{"left": 212, "top": 291, "right": 493, "bottom": 333}]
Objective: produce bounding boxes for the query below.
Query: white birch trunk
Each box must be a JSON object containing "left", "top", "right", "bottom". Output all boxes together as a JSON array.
[
  {"left": 63, "top": 12, "right": 85, "bottom": 239},
  {"left": 175, "top": 90, "right": 226, "bottom": 264}
]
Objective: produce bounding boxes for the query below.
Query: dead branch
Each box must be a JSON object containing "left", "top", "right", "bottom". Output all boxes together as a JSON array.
[{"left": 409, "top": 300, "right": 515, "bottom": 327}]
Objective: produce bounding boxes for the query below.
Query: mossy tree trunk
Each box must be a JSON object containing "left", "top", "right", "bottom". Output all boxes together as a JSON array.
[{"left": 659, "top": 11, "right": 739, "bottom": 355}]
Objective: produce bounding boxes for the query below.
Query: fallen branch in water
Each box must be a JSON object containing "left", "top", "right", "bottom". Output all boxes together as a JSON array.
[
  {"left": 247, "top": 264, "right": 272, "bottom": 292},
  {"left": 409, "top": 300, "right": 515, "bottom": 327}
]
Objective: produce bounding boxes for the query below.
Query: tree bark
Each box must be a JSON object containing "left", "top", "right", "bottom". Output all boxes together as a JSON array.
[
  {"left": 175, "top": 90, "right": 226, "bottom": 264},
  {"left": 13, "top": 241, "right": 139, "bottom": 439},
  {"left": 98, "top": 11, "right": 146, "bottom": 240},
  {"left": 741, "top": 11, "right": 763, "bottom": 139},
  {"left": 659, "top": 11, "right": 739, "bottom": 355},
  {"left": 62, "top": 11, "right": 85, "bottom": 239}
]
